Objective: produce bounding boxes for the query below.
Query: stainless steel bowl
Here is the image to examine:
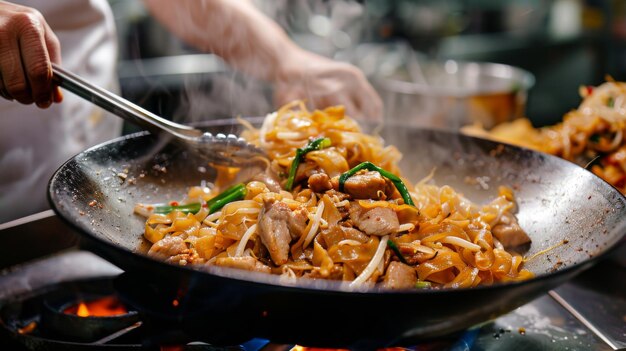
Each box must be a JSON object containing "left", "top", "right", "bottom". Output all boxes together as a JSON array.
[{"left": 376, "top": 60, "right": 535, "bottom": 129}]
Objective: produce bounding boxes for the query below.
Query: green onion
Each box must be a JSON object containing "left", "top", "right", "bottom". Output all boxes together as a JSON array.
[
  {"left": 206, "top": 183, "right": 247, "bottom": 213},
  {"left": 154, "top": 183, "right": 246, "bottom": 215},
  {"left": 608, "top": 96, "right": 615, "bottom": 108},
  {"left": 338, "top": 161, "right": 415, "bottom": 206},
  {"left": 285, "top": 137, "right": 332, "bottom": 190},
  {"left": 415, "top": 281, "right": 432, "bottom": 289},
  {"left": 154, "top": 202, "right": 201, "bottom": 214},
  {"left": 387, "top": 240, "right": 408, "bottom": 264}
]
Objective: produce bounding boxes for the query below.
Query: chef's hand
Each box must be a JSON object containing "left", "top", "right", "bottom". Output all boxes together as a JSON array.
[
  {"left": 274, "top": 49, "right": 382, "bottom": 121},
  {"left": 0, "top": 1, "right": 62, "bottom": 107},
  {"left": 143, "top": 0, "right": 382, "bottom": 121}
]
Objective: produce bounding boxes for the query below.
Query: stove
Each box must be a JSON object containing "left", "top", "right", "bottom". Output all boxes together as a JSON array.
[{"left": 0, "top": 211, "right": 624, "bottom": 351}]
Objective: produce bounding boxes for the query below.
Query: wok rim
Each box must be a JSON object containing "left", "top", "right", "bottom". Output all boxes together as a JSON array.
[{"left": 48, "top": 123, "right": 626, "bottom": 296}]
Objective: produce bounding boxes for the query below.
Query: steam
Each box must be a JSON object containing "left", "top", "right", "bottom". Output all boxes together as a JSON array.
[
  {"left": 175, "top": 70, "right": 272, "bottom": 124},
  {"left": 113, "top": 0, "right": 377, "bottom": 134}
]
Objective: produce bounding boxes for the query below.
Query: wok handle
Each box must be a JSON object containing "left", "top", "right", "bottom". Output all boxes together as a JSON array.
[{"left": 51, "top": 63, "right": 201, "bottom": 138}]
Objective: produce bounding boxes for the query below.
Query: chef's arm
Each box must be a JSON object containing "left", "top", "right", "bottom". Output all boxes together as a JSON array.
[
  {"left": 0, "top": 1, "right": 63, "bottom": 107},
  {"left": 142, "top": 0, "right": 382, "bottom": 120}
]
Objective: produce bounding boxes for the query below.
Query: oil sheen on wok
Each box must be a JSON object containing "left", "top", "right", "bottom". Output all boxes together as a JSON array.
[{"left": 134, "top": 101, "right": 533, "bottom": 289}]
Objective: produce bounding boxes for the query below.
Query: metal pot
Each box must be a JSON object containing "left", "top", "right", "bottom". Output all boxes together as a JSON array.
[{"left": 376, "top": 59, "right": 535, "bottom": 129}]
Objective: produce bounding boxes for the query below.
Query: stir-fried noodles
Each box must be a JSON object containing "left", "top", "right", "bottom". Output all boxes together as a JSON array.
[
  {"left": 135, "top": 101, "right": 533, "bottom": 289},
  {"left": 464, "top": 81, "right": 626, "bottom": 194}
]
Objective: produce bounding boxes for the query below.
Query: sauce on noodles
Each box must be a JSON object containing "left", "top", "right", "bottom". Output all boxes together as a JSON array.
[{"left": 135, "top": 101, "right": 533, "bottom": 289}]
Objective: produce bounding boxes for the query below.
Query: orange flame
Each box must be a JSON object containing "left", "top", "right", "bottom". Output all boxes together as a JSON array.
[
  {"left": 291, "top": 347, "right": 349, "bottom": 351},
  {"left": 17, "top": 321, "right": 37, "bottom": 335},
  {"left": 76, "top": 302, "right": 90, "bottom": 317},
  {"left": 291, "top": 347, "right": 407, "bottom": 351},
  {"left": 160, "top": 346, "right": 184, "bottom": 351},
  {"left": 63, "top": 296, "right": 128, "bottom": 317}
]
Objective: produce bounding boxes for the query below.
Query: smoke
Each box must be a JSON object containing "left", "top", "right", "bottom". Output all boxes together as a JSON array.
[
  {"left": 255, "top": 0, "right": 365, "bottom": 57},
  {"left": 175, "top": 69, "right": 273, "bottom": 123},
  {"left": 111, "top": 0, "right": 377, "bottom": 131},
  {"left": 167, "top": 1, "right": 369, "bottom": 129}
]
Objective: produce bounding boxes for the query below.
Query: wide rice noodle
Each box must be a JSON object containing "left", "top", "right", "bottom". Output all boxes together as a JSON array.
[{"left": 137, "top": 101, "right": 533, "bottom": 289}]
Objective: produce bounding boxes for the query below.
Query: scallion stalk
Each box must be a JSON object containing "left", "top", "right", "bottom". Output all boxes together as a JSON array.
[
  {"left": 285, "top": 137, "right": 332, "bottom": 190},
  {"left": 387, "top": 239, "right": 408, "bottom": 264},
  {"left": 415, "top": 281, "right": 432, "bottom": 289},
  {"left": 154, "top": 183, "right": 246, "bottom": 215},
  {"left": 206, "top": 183, "right": 247, "bottom": 213},
  {"left": 154, "top": 202, "right": 201, "bottom": 214}
]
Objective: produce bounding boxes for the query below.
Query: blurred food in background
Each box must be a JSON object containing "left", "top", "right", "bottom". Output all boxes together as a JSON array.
[{"left": 464, "top": 80, "right": 626, "bottom": 194}]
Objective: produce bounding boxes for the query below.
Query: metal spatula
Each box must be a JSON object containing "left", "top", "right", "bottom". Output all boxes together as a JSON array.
[{"left": 51, "top": 63, "right": 266, "bottom": 166}]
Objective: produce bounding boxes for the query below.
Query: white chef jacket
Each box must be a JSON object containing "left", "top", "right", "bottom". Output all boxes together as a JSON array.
[{"left": 0, "top": 0, "right": 122, "bottom": 222}]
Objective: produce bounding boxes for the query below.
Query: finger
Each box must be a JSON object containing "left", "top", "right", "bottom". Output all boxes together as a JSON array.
[
  {"left": 345, "top": 99, "right": 360, "bottom": 120},
  {"left": 321, "top": 94, "right": 357, "bottom": 118},
  {"left": 356, "top": 90, "right": 383, "bottom": 121},
  {"left": 0, "top": 16, "right": 33, "bottom": 104},
  {"left": 18, "top": 11, "right": 54, "bottom": 108},
  {"left": 53, "top": 85, "right": 63, "bottom": 103},
  {"left": 42, "top": 20, "right": 61, "bottom": 64},
  {"left": 274, "top": 85, "right": 304, "bottom": 108},
  {"left": 352, "top": 75, "right": 383, "bottom": 121},
  {"left": 0, "top": 72, "right": 14, "bottom": 101},
  {"left": 43, "top": 19, "right": 63, "bottom": 104}
]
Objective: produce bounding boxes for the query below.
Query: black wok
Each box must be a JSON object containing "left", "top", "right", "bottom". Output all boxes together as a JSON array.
[{"left": 48, "top": 119, "right": 626, "bottom": 348}]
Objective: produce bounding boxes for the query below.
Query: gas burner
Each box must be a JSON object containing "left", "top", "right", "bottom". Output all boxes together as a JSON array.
[
  {"left": 1, "top": 277, "right": 136, "bottom": 349},
  {"left": 40, "top": 280, "right": 140, "bottom": 343},
  {"left": 0, "top": 277, "right": 246, "bottom": 350}
]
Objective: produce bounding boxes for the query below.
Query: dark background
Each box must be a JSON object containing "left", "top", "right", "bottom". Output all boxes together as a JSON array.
[{"left": 108, "top": 0, "right": 626, "bottom": 130}]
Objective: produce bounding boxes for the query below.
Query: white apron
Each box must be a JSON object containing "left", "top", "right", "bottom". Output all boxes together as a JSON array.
[{"left": 0, "top": 0, "right": 122, "bottom": 222}]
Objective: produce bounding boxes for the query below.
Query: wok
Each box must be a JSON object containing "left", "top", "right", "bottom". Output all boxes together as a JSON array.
[{"left": 48, "top": 118, "right": 626, "bottom": 348}]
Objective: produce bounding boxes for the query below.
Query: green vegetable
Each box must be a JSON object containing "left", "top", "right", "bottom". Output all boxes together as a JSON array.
[
  {"left": 608, "top": 96, "right": 615, "bottom": 108},
  {"left": 415, "top": 281, "right": 432, "bottom": 289},
  {"left": 589, "top": 134, "right": 600, "bottom": 143},
  {"left": 206, "top": 183, "right": 247, "bottom": 213},
  {"left": 285, "top": 137, "right": 332, "bottom": 190},
  {"left": 154, "top": 183, "right": 247, "bottom": 215},
  {"left": 154, "top": 202, "right": 201, "bottom": 214},
  {"left": 338, "top": 161, "right": 415, "bottom": 206},
  {"left": 387, "top": 240, "right": 408, "bottom": 264}
]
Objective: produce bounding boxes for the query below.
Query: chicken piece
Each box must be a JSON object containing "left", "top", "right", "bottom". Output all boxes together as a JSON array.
[
  {"left": 166, "top": 250, "right": 203, "bottom": 266},
  {"left": 383, "top": 261, "right": 417, "bottom": 289},
  {"left": 325, "top": 188, "right": 350, "bottom": 201},
  {"left": 343, "top": 171, "right": 390, "bottom": 200},
  {"left": 492, "top": 213, "right": 531, "bottom": 248},
  {"left": 148, "top": 236, "right": 187, "bottom": 260},
  {"left": 290, "top": 206, "right": 308, "bottom": 238},
  {"left": 252, "top": 171, "right": 282, "bottom": 193},
  {"left": 308, "top": 173, "right": 333, "bottom": 193},
  {"left": 214, "top": 256, "right": 271, "bottom": 273},
  {"left": 258, "top": 199, "right": 294, "bottom": 265},
  {"left": 349, "top": 203, "right": 399, "bottom": 236},
  {"left": 147, "top": 236, "right": 203, "bottom": 265}
]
